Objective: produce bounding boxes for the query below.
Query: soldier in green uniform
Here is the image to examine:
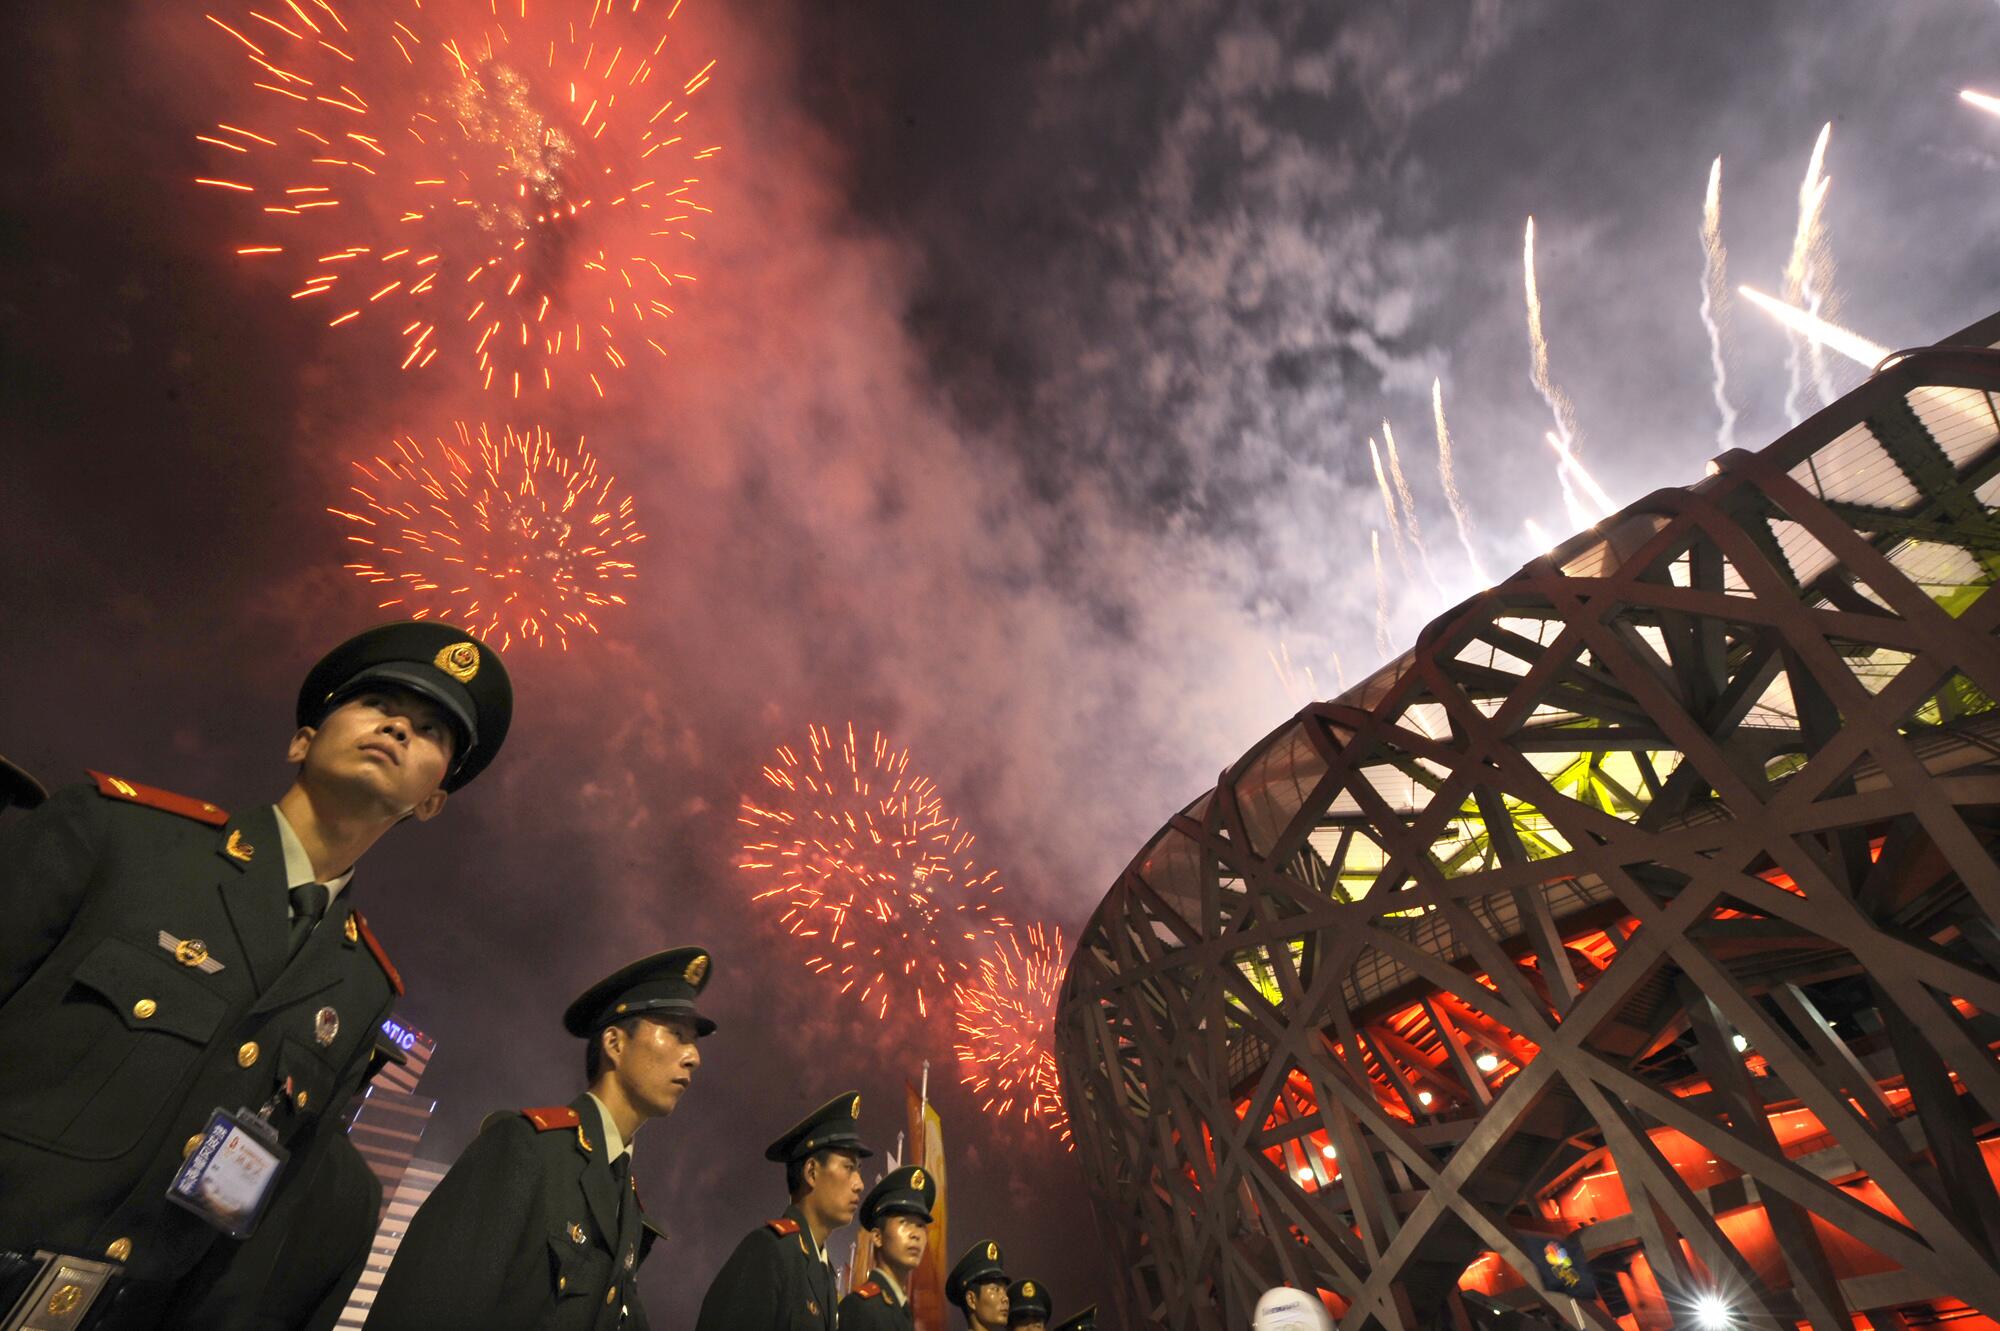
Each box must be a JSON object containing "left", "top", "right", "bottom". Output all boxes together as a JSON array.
[
  {"left": 1050, "top": 1308, "right": 1096, "bottom": 1331},
  {"left": 366, "top": 946, "right": 715, "bottom": 1330},
  {"left": 837, "top": 1164, "right": 936, "bottom": 1330},
  {"left": 694, "top": 1091, "right": 873, "bottom": 1331},
  {"left": 0, "top": 622, "right": 511, "bottom": 1330},
  {"left": 945, "top": 1241, "right": 1010, "bottom": 1331},
  {"left": 1007, "top": 1277, "right": 1051, "bottom": 1331}
]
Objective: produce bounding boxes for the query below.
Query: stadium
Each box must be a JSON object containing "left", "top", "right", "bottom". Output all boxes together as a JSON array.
[{"left": 1054, "top": 313, "right": 2000, "bottom": 1331}]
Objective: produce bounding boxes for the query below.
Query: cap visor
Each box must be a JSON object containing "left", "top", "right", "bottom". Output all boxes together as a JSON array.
[{"left": 332, "top": 664, "right": 478, "bottom": 755}]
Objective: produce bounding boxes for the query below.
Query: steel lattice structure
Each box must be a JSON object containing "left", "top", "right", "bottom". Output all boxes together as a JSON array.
[{"left": 1055, "top": 315, "right": 2000, "bottom": 1331}]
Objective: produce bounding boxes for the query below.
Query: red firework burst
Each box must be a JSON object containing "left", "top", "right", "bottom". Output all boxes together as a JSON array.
[
  {"left": 197, "top": 0, "right": 718, "bottom": 398},
  {"left": 953, "top": 923, "right": 1070, "bottom": 1145},
  {"left": 328, "top": 419, "right": 643, "bottom": 649},
  {"left": 736, "top": 723, "right": 1011, "bottom": 1020}
]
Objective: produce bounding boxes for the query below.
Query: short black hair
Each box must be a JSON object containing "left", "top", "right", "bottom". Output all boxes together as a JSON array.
[
  {"left": 786, "top": 1148, "right": 848, "bottom": 1201},
  {"left": 958, "top": 1278, "right": 1004, "bottom": 1321},
  {"left": 584, "top": 1016, "right": 645, "bottom": 1083}
]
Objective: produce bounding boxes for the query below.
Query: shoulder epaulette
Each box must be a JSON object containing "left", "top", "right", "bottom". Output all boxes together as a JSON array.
[
  {"left": 521, "top": 1106, "right": 581, "bottom": 1131},
  {"left": 857, "top": 1281, "right": 882, "bottom": 1299},
  {"left": 765, "top": 1216, "right": 801, "bottom": 1236},
  {"left": 87, "top": 771, "right": 227, "bottom": 827},
  {"left": 352, "top": 911, "right": 404, "bottom": 995}
]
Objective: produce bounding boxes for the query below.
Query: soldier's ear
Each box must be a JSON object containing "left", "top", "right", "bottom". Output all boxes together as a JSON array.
[
  {"left": 409, "top": 789, "right": 448, "bottom": 823},
  {"left": 286, "top": 726, "right": 317, "bottom": 765}
]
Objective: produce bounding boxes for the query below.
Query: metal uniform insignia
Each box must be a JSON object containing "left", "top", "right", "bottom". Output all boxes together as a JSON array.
[
  {"left": 313, "top": 1007, "right": 340, "bottom": 1046},
  {"left": 623, "top": 1250, "right": 635, "bottom": 1271},
  {"left": 684, "top": 953, "right": 709, "bottom": 986},
  {"left": 343, "top": 915, "right": 359, "bottom": 943},
  {"left": 1024, "top": 1282, "right": 1036, "bottom": 1297},
  {"left": 986, "top": 1242, "right": 997, "bottom": 1260},
  {"left": 568, "top": 1222, "right": 587, "bottom": 1245},
  {"left": 911, "top": 1168, "right": 924, "bottom": 1190},
  {"left": 434, "top": 641, "right": 480, "bottom": 682},
  {"left": 849, "top": 1095, "right": 860, "bottom": 1120},
  {"left": 576, "top": 1124, "right": 592, "bottom": 1153},
  {"left": 807, "top": 1299, "right": 819, "bottom": 1316},
  {"left": 158, "top": 931, "right": 224, "bottom": 975},
  {"left": 224, "top": 829, "right": 255, "bottom": 862}
]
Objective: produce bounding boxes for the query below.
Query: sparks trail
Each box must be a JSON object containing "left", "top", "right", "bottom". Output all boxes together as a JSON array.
[
  {"left": 1781, "top": 123, "right": 1837, "bottom": 423},
  {"left": 330, "top": 420, "right": 642, "bottom": 650},
  {"left": 1382, "top": 420, "right": 1443, "bottom": 595},
  {"left": 1963, "top": 88, "right": 2000, "bottom": 119},
  {"left": 1522, "top": 216, "right": 1582, "bottom": 451},
  {"left": 1545, "top": 430, "right": 1614, "bottom": 520},
  {"left": 736, "top": 724, "right": 1010, "bottom": 1021},
  {"left": 952, "top": 923, "right": 1070, "bottom": 1145},
  {"left": 1739, "top": 286, "right": 1887, "bottom": 368},
  {"left": 1370, "top": 530, "right": 1391, "bottom": 660},
  {"left": 1432, "top": 380, "right": 1488, "bottom": 585},
  {"left": 1368, "top": 437, "right": 1411, "bottom": 579},
  {"left": 1699, "top": 156, "right": 1738, "bottom": 451},
  {"left": 198, "top": 0, "right": 720, "bottom": 399}
]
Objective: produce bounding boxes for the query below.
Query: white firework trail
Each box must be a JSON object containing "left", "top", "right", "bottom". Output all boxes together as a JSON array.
[
  {"left": 1556, "top": 465, "right": 1593, "bottom": 532},
  {"left": 1523, "top": 215, "right": 1583, "bottom": 450},
  {"left": 1698, "top": 156, "right": 1738, "bottom": 451},
  {"left": 1546, "top": 431, "right": 1617, "bottom": 516},
  {"left": 1368, "top": 437, "right": 1413, "bottom": 578},
  {"left": 1962, "top": 89, "right": 2000, "bottom": 119},
  {"left": 1382, "top": 420, "right": 1445, "bottom": 595},
  {"left": 1739, "top": 286, "right": 1887, "bottom": 368},
  {"left": 1432, "top": 380, "right": 1490, "bottom": 586},
  {"left": 1781, "top": 124, "right": 1836, "bottom": 423},
  {"left": 1371, "top": 530, "right": 1392, "bottom": 659},
  {"left": 1524, "top": 517, "right": 1555, "bottom": 553},
  {"left": 1268, "top": 640, "right": 1318, "bottom": 705}
]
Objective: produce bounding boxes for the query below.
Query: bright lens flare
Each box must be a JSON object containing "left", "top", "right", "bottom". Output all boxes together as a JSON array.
[
  {"left": 952, "top": 923, "right": 1070, "bottom": 1145},
  {"left": 198, "top": 0, "right": 720, "bottom": 397},
  {"left": 1961, "top": 89, "right": 2000, "bottom": 119},
  {"left": 330, "top": 420, "right": 643, "bottom": 650},
  {"left": 1738, "top": 285, "right": 1888, "bottom": 369},
  {"left": 736, "top": 724, "right": 1011, "bottom": 1020}
]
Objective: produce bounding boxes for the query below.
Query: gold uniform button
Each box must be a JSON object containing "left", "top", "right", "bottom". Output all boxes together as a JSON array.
[
  {"left": 295, "top": 1090, "right": 310, "bottom": 1110},
  {"left": 557, "top": 1276, "right": 567, "bottom": 1293},
  {"left": 132, "top": 999, "right": 157, "bottom": 1020},
  {"left": 183, "top": 1133, "right": 204, "bottom": 1159},
  {"left": 106, "top": 1238, "right": 132, "bottom": 1262},
  {"left": 605, "top": 1285, "right": 617, "bottom": 1305},
  {"left": 237, "top": 1041, "right": 260, "bottom": 1068}
]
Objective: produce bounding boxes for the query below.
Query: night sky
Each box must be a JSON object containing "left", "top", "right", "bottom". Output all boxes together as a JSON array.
[{"left": 6, "top": 2, "right": 2000, "bottom": 1325}]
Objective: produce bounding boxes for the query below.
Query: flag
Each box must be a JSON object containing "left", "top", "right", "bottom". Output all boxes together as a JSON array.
[
  {"left": 907, "top": 1077, "right": 948, "bottom": 1331},
  {"left": 1532, "top": 1233, "right": 1598, "bottom": 1298}
]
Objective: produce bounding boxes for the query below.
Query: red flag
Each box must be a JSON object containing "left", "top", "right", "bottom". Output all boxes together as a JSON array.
[{"left": 906, "top": 1079, "right": 948, "bottom": 1331}]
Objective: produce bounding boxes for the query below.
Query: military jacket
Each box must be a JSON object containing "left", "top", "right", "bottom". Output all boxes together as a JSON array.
[
  {"left": 366, "top": 1094, "right": 658, "bottom": 1331},
  {"left": 0, "top": 781, "right": 401, "bottom": 1285},
  {"left": 838, "top": 1271, "right": 913, "bottom": 1331},
  {"left": 694, "top": 1204, "right": 840, "bottom": 1331}
]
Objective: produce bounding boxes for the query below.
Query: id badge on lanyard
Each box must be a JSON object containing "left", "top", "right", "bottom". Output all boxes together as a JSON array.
[{"left": 164, "top": 1106, "right": 290, "bottom": 1238}]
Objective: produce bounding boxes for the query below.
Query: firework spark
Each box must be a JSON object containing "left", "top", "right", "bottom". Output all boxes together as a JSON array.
[
  {"left": 1382, "top": 421, "right": 1444, "bottom": 595},
  {"left": 1523, "top": 215, "right": 1582, "bottom": 450},
  {"left": 1963, "top": 88, "right": 2000, "bottom": 119},
  {"left": 1739, "top": 285, "right": 1888, "bottom": 368},
  {"left": 329, "top": 420, "right": 642, "bottom": 649},
  {"left": 1432, "top": 379, "right": 1488, "bottom": 585},
  {"left": 1545, "top": 430, "right": 1615, "bottom": 517},
  {"left": 1368, "top": 437, "right": 1412, "bottom": 578},
  {"left": 1524, "top": 517, "right": 1555, "bottom": 553},
  {"left": 952, "top": 923, "right": 1069, "bottom": 1144},
  {"left": 198, "top": 0, "right": 719, "bottom": 399},
  {"left": 1781, "top": 124, "right": 1837, "bottom": 422},
  {"left": 1699, "top": 156, "right": 1738, "bottom": 451},
  {"left": 1371, "top": 529, "right": 1391, "bottom": 659},
  {"left": 736, "top": 724, "right": 1010, "bottom": 1020}
]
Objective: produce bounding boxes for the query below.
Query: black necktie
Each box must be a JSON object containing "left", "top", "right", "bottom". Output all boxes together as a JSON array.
[
  {"left": 610, "top": 1152, "right": 631, "bottom": 1190},
  {"left": 288, "top": 882, "right": 330, "bottom": 956}
]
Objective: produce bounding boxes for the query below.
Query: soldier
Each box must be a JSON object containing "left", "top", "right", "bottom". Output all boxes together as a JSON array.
[
  {"left": 1007, "top": 1277, "right": 1051, "bottom": 1331},
  {"left": 0, "top": 622, "right": 510, "bottom": 1330},
  {"left": 694, "top": 1091, "right": 873, "bottom": 1331},
  {"left": 366, "top": 946, "right": 715, "bottom": 1329},
  {"left": 945, "top": 1242, "right": 1010, "bottom": 1331},
  {"left": 837, "top": 1165, "right": 937, "bottom": 1330},
  {"left": 1050, "top": 1308, "right": 1096, "bottom": 1331}
]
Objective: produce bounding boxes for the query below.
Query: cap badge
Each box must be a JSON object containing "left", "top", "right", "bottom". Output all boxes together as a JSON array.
[
  {"left": 684, "top": 953, "right": 710, "bottom": 986},
  {"left": 225, "top": 830, "right": 255, "bottom": 863},
  {"left": 568, "top": 1222, "right": 587, "bottom": 1245},
  {"left": 1024, "top": 1282, "right": 1036, "bottom": 1297},
  {"left": 986, "top": 1242, "right": 998, "bottom": 1260},
  {"left": 850, "top": 1095, "right": 861, "bottom": 1120},
  {"left": 314, "top": 1006, "right": 340, "bottom": 1047},
  {"left": 912, "top": 1168, "right": 925, "bottom": 1190},
  {"left": 434, "top": 641, "right": 481, "bottom": 683},
  {"left": 344, "top": 915, "right": 360, "bottom": 943}
]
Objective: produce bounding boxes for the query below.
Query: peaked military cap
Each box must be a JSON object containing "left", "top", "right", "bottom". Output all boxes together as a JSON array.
[
  {"left": 1051, "top": 1307, "right": 1096, "bottom": 1331},
  {"left": 763, "top": 1091, "right": 873, "bottom": 1163},
  {"left": 298, "top": 622, "right": 512, "bottom": 791},
  {"left": 564, "top": 946, "right": 718, "bottom": 1038},
  {"left": 859, "top": 1164, "right": 936, "bottom": 1229},
  {"left": 945, "top": 1240, "right": 1007, "bottom": 1308},
  {"left": 0, "top": 756, "right": 46, "bottom": 812},
  {"left": 1008, "top": 1278, "right": 1051, "bottom": 1325}
]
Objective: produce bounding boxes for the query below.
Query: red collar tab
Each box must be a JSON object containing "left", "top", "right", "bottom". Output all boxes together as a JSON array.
[
  {"left": 88, "top": 771, "right": 228, "bottom": 826},
  {"left": 521, "top": 1106, "right": 582, "bottom": 1132},
  {"left": 352, "top": 911, "right": 404, "bottom": 995},
  {"left": 765, "top": 1217, "right": 801, "bottom": 1236}
]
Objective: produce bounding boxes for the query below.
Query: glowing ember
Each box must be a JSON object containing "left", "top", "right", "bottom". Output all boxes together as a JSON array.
[
  {"left": 197, "top": 0, "right": 719, "bottom": 399},
  {"left": 1738, "top": 285, "right": 1888, "bottom": 369},
  {"left": 952, "top": 923, "right": 1070, "bottom": 1145},
  {"left": 329, "top": 420, "right": 642, "bottom": 650},
  {"left": 737, "top": 724, "right": 1010, "bottom": 1020}
]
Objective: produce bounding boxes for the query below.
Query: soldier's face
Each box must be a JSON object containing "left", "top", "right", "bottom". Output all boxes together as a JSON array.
[
  {"left": 875, "top": 1214, "right": 928, "bottom": 1271},
  {"left": 292, "top": 688, "right": 456, "bottom": 818},
  {"left": 971, "top": 1281, "right": 1009, "bottom": 1328},
  {"left": 610, "top": 1016, "right": 702, "bottom": 1118},
  {"left": 806, "top": 1150, "right": 865, "bottom": 1226}
]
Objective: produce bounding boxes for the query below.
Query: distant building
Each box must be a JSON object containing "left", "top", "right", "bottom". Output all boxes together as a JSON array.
[{"left": 335, "top": 1016, "right": 446, "bottom": 1329}]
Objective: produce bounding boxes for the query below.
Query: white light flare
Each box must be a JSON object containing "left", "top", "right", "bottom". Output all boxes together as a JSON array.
[{"left": 1739, "top": 285, "right": 1887, "bottom": 368}]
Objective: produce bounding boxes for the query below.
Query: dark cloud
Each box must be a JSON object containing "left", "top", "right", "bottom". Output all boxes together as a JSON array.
[{"left": 7, "top": 0, "right": 2000, "bottom": 1324}]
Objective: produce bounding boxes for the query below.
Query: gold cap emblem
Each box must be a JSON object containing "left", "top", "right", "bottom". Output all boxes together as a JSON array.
[
  {"left": 434, "top": 641, "right": 480, "bottom": 683},
  {"left": 685, "top": 953, "right": 710, "bottom": 987},
  {"left": 911, "top": 1168, "right": 925, "bottom": 1190},
  {"left": 1023, "top": 1282, "right": 1036, "bottom": 1297},
  {"left": 850, "top": 1095, "right": 861, "bottom": 1120},
  {"left": 986, "top": 1242, "right": 998, "bottom": 1260},
  {"left": 225, "top": 829, "right": 255, "bottom": 863},
  {"left": 47, "top": 1285, "right": 83, "bottom": 1316}
]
